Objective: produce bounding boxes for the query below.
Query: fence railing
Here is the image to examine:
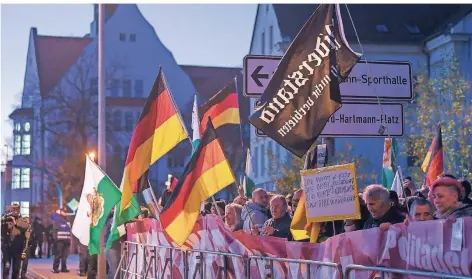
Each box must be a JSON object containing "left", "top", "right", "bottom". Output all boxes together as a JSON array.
[
  {"left": 116, "top": 241, "right": 470, "bottom": 279},
  {"left": 344, "top": 264, "right": 472, "bottom": 279}
]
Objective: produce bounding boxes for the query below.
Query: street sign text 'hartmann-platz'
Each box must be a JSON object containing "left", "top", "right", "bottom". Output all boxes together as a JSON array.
[
  {"left": 245, "top": 55, "right": 411, "bottom": 137},
  {"left": 254, "top": 102, "right": 403, "bottom": 137}
]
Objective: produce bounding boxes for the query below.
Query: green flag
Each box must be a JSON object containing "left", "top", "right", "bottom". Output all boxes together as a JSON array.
[
  {"left": 106, "top": 193, "right": 140, "bottom": 251},
  {"left": 382, "top": 138, "right": 398, "bottom": 189},
  {"left": 82, "top": 158, "right": 122, "bottom": 255}
]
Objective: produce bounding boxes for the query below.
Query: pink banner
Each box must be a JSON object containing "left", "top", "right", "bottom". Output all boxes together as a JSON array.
[{"left": 126, "top": 215, "right": 472, "bottom": 279}]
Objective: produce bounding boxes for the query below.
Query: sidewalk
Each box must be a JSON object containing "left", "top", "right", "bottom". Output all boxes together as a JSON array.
[{"left": 27, "top": 254, "right": 83, "bottom": 279}]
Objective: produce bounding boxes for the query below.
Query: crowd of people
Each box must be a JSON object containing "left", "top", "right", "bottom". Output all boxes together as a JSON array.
[
  {"left": 3, "top": 173, "right": 471, "bottom": 279},
  {"left": 156, "top": 173, "right": 472, "bottom": 243},
  {"left": 1, "top": 206, "right": 72, "bottom": 279}
]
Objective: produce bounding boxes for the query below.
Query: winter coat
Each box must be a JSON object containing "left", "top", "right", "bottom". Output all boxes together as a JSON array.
[{"left": 241, "top": 201, "right": 269, "bottom": 233}]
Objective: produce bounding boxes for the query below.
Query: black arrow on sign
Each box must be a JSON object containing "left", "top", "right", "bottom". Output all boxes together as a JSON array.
[{"left": 251, "top": 65, "right": 269, "bottom": 87}]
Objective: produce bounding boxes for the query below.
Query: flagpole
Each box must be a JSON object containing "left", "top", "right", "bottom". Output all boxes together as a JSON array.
[
  {"left": 160, "top": 68, "right": 193, "bottom": 148},
  {"left": 97, "top": 4, "right": 106, "bottom": 279}
]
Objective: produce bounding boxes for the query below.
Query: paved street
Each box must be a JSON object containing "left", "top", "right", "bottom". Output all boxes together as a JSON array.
[{"left": 27, "top": 254, "right": 82, "bottom": 279}]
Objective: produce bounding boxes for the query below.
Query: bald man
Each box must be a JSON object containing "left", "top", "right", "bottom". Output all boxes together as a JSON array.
[{"left": 241, "top": 188, "right": 270, "bottom": 234}]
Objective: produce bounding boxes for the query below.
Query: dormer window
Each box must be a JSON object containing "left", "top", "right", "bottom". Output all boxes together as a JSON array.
[
  {"left": 376, "top": 24, "right": 389, "bottom": 33},
  {"left": 406, "top": 23, "right": 420, "bottom": 34}
]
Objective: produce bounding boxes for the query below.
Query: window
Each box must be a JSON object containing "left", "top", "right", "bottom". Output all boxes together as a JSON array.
[
  {"left": 376, "top": 24, "right": 389, "bottom": 33},
  {"left": 130, "top": 34, "right": 136, "bottom": 42},
  {"left": 24, "top": 122, "right": 30, "bottom": 132},
  {"left": 266, "top": 4, "right": 269, "bottom": 12},
  {"left": 268, "top": 26, "right": 273, "bottom": 54},
  {"left": 261, "top": 31, "right": 265, "bottom": 54},
  {"left": 15, "top": 123, "right": 21, "bottom": 132},
  {"left": 122, "top": 80, "right": 132, "bottom": 97},
  {"left": 268, "top": 142, "right": 273, "bottom": 156},
  {"left": 21, "top": 168, "right": 30, "bottom": 189},
  {"left": 254, "top": 147, "right": 259, "bottom": 178},
  {"left": 135, "top": 80, "right": 143, "bottom": 97},
  {"left": 114, "top": 145, "right": 122, "bottom": 155},
  {"left": 119, "top": 33, "right": 126, "bottom": 41},
  {"left": 260, "top": 143, "right": 265, "bottom": 176},
  {"left": 90, "top": 78, "right": 98, "bottom": 94},
  {"left": 406, "top": 23, "right": 420, "bottom": 34},
  {"left": 113, "top": 111, "right": 122, "bottom": 130},
  {"left": 12, "top": 168, "right": 20, "bottom": 189},
  {"left": 111, "top": 79, "right": 120, "bottom": 97},
  {"left": 14, "top": 135, "right": 21, "bottom": 155},
  {"left": 21, "top": 134, "right": 31, "bottom": 155},
  {"left": 124, "top": 112, "right": 134, "bottom": 131},
  {"left": 20, "top": 202, "right": 29, "bottom": 216},
  {"left": 167, "top": 156, "right": 173, "bottom": 168}
]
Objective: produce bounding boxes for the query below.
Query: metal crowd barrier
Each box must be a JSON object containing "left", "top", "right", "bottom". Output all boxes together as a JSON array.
[
  {"left": 117, "top": 242, "right": 471, "bottom": 279},
  {"left": 118, "top": 241, "right": 344, "bottom": 279},
  {"left": 185, "top": 248, "right": 247, "bottom": 279},
  {"left": 247, "top": 255, "right": 343, "bottom": 279},
  {"left": 344, "top": 264, "right": 472, "bottom": 279}
]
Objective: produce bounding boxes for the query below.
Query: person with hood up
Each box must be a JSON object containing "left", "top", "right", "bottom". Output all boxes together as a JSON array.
[{"left": 241, "top": 188, "right": 270, "bottom": 234}]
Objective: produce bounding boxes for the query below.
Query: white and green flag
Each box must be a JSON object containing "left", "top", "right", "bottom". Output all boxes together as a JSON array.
[
  {"left": 382, "top": 138, "right": 398, "bottom": 189},
  {"left": 243, "top": 149, "right": 255, "bottom": 197},
  {"left": 191, "top": 95, "right": 201, "bottom": 153},
  {"left": 72, "top": 156, "right": 121, "bottom": 255}
]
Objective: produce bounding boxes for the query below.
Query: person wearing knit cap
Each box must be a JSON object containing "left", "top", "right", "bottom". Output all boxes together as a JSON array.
[{"left": 431, "top": 176, "right": 472, "bottom": 219}]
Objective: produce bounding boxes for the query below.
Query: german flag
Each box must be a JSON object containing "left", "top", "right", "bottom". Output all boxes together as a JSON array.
[
  {"left": 423, "top": 124, "right": 444, "bottom": 186},
  {"left": 199, "top": 77, "right": 240, "bottom": 133},
  {"left": 160, "top": 119, "right": 235, "bottom": 246},
  {"left": 120, "top": 68, "right": 188, "bottom": 214}
]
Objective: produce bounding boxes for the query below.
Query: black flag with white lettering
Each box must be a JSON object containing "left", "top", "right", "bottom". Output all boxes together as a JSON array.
[{"left": 249, "top": 4, "right": 361, "bottom": 157}]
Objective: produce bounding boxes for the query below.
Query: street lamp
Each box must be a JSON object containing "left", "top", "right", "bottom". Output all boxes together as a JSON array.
[{"left": 88, "top": 152, "right": 96, "bottom": 162}]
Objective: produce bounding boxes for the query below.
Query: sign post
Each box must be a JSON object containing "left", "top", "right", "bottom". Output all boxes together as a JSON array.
[{"left": 244, "top": 55, "right": 412, "bottom": 138}]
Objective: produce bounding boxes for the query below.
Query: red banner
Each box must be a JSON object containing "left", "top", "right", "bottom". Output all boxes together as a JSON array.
[{"left": 126, "top": 215, "right": 472, "bottom": 278}]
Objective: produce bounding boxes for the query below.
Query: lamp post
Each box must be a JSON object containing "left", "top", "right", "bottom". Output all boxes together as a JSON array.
[
  {"left": 88, "top": 152, "right": 96, "bottom": 162},
  {"left": 97, "top": 4, "right": 107, "bottom": 279}
]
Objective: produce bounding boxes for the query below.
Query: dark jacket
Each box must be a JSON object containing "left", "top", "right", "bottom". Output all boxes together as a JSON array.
[
  {"left": 262, "top": 213, "right": 292, "bottom": 238},
  {"left": 51, "top": 213, "right": 71, "bottom": 241},
  {"left": 363, "top": 207, "right": 405, "bottom": 230},
  {"left": 437, "top": 203, "right": 472, "bottom": 219},
  {"left": 1, "top": 215, "right": 30, "bottom": 249},
  {"left": 32, "top": 221, "right": 45, "bottom": 241}
]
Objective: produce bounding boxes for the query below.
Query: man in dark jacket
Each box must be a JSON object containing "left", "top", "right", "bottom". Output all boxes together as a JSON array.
[
  {"left": 1, "top": 204, "right": 30, "bottom": 279},
  {"left": 31, "top": 217, "right": 45, "bottom": 258},
  {"left": 254, "top": 195, "right": 292, "bottom": 238},
  {"left": 363, "top": 184, "right": 405, "bottom": 230},
  {"left": 51, "top": 209, "right": 71, "bottom": 273}
]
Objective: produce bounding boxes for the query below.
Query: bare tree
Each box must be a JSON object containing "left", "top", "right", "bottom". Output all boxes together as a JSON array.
[{"left": 27, "top": 47, "right": 127, "bottom": 204}]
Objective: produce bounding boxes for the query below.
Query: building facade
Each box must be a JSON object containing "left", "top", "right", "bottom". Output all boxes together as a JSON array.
[
  {"left": 248, "top": 4, "right": 472, "bottom": 191},
  {"left": 6, "top": 4, "right": 246, "bottom": 213}
]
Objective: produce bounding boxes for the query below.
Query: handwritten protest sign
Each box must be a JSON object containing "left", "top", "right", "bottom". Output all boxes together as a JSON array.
[{"left": 300, "top": 163, "right": 360, "bottom": 222}]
